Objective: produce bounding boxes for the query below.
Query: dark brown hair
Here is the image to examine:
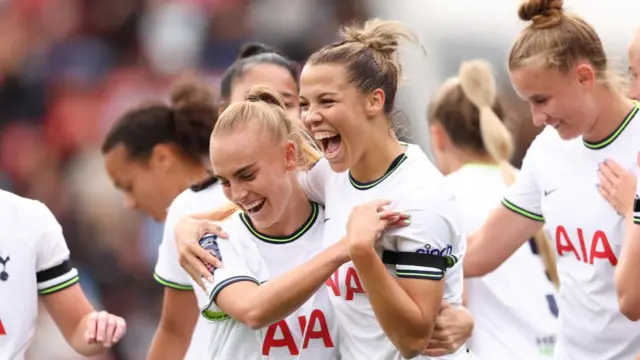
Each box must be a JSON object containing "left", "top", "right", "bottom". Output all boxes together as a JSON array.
[
  {"left": 307, "top": 19, "right": 419, "bottom": 115},
  {"left": 102, "top": 74, "right": 218, "bottom": 163}
]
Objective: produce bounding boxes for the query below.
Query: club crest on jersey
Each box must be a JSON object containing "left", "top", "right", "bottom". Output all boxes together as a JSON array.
[
  {"left": 0, "top": 253, "right": 9, "bottom": 282},
  {"left": 415, "top": 244, "right": 453, "bottom": 257},
  {"left": 199, "top": 234, "right": 222, "bottom": 274}
]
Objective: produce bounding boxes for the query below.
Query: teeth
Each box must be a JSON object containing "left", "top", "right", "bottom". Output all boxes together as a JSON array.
[
  {"left": 314, "top": 132, "right": 338, "bottom": 140},
  {"left": 245, "top": 199, "right": 264, "bottom": 210}
]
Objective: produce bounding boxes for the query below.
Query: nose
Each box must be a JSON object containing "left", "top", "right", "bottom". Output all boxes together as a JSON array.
[
  {"left": 123, "top": 193, "right": 137, "bottom": 211},
  {"left": 302, "top": 105, "right": 322, "bottom": 128},
  {"left": 630, "top": 81, "right": 640, "bottom": 101},
  {"left": 229, "top": 184, "right": 249, "bottom": 203},
  {"left": 530, "top": 105, "right": 548, "bottom": 127}
]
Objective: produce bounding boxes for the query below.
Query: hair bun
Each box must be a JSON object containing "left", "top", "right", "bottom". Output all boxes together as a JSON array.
[
  {"left": 170, "top": 72, "right": 216, "bottom": 111},
  {"left": 519, "top": 0, "right": 564, "bottom": 29},
  {"left": 340, "top": 19, "right": 410, "bottom": 56},
  {"left": 237, "top": 43, "right": 278, "bottom": 60},
  {"left": 246, "top": 86, "right": 286, "bottom": 111}
]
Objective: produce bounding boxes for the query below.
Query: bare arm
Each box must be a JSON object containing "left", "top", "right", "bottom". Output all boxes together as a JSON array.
[
  {"left": 350, "top": 246, "right": 443, "bottom": 359},
  {"left": 42, "top": 284, "right": 126, "bottom": 356},
  {"left": 213, "top": 242, "right": 348, "bottom": 329},
  {"left": 464, "top": 205, "right": 543, "bottom": 277},
  {"left": 615, "top": 215, "right": 640, "bottom": 321},
  {"left": 147, "top": 288, "right": 199, "bottom": 360}
]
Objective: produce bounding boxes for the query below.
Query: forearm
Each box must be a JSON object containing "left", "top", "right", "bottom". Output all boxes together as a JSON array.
[
  {"left": 147, "top": 327, "right": 190, "bottom": 360},
  {"left": 243, "top": 242, "right": 347, "bottom": 328},
  {"left": 351, "top": 247, "right": 433, "bottom": 357},
  {"left": 615, "top": 215, "right": 640, "bottom": 320},
  {"left": 67, "top": 314, "right": 107, "bottom": 356}
]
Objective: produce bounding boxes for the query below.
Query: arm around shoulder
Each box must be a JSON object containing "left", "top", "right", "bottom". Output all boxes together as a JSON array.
[{"left": 615, "top": 216, "right": 640, "bottom": 321}]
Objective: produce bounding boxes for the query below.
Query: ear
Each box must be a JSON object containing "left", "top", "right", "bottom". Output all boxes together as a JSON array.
[
  {"left": 149, "top": 143, "right": 175, "bottom": 171},
  {"left": 283, "top": 141, "right": 297, "bottom": 171},
  {"left": 364, "top": 88, "right": 386, "bottom": 116},
  {"left": 574, "top": 63, "right": 596, "bottom": 89},
  {"left": 429, "top": 122, "right": 448, "bottom": 152}
]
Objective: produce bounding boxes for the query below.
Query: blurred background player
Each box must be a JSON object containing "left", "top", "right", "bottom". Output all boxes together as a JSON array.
[
  {"left": 629, "top": 28, "right": 640, "bottom": 100},
  {"left": 101, "top": 74, "right": 217, "bottom": 360},
  {"left": 464, "top": 0, "right": 640, "bottom": 359},
  {"left": 427, "top": 59, "right": 559, "bottom": 359},
  {"left": 0, "top": 189, "right": 126, "bottom": 359}
]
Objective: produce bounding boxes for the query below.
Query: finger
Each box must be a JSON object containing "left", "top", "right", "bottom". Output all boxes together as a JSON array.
[
  {"left": 423, "top": 348, "right": 452, "bottom": 357},
  {"left": 111, "top": 317, "right": 127, "bottom": 344},
  {"left": 387, "top": 217, "right": 410, "bottom": 228},
  {"left": 599, "top": 161, "right": 618, "bottom": 182},
  {"left": 440, "top": 300, "right": 451, "bottom": 310},
  {"left": 199, "top": 220, "right": 229, "bottom": 239},
  {"left": 191, "top": 244, "right": 221, "bottom": 268},
  {"left": 597, "top": 184, "right": 613, "bottom": 205},
  {"left": 637, "top": 152, "right": 640, "bottom": 168},
  {"left": 598, "top": 171, "right": 614, "bottom": 193},
  {"left": 103, "top": 315, "right": 118, "bottom": 347},
  {"left": 85, "top": 312, "right": 98, "bottom": 342},
  {"left": 96, "top": 311, "right": 108, "bottom": 342},
  {"left": 183, "top": 252, "right": 214, "bottom": 284},
  {"left": 369, "top": 199, "right": 392, "bottom": 210},
  {"left": 603, "top": 159, "right": 626, "bottom": 177}
]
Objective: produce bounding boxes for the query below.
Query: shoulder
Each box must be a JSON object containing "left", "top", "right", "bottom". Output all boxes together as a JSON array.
[
  {"left": 166, "top": 182, "right": 225, "bottom": 223},
  {"left": 0, "top": 190, "right": 58, "bottom": 233}
]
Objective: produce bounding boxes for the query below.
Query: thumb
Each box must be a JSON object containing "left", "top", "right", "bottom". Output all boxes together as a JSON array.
[{"left": 440, "top": 300, "right": 451, "bottom": 310}]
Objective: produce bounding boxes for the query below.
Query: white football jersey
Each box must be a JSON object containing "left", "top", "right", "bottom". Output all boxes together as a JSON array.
[
  {"left": 199, "top": 202, "right": 338, "bottom": 360},
  {"left": 154, "top": 179, "right": 228, "bottom": 360},
  {"left": 503, "top": 102, "right": 640, "bottom": 360},
  {"left": 0, "top": 190, "right": 80, "bottom": 360},
  {"left": 446, "top": 164, "right": 559, "bottom": 359},
  {"left": 302, "top": 144, "right": 471, "bottom": 360}
]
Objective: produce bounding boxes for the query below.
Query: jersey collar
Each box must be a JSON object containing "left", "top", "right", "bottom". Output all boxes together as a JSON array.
[
  {"left": 239, "top": 202, "right": 319, "bottom": 244},
  {"left": 583, "top": 101, "right": 639, "bottom": 150}
]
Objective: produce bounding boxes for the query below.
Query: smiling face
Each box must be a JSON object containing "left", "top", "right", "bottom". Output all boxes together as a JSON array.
[
  {"left": 210, "top": 121, "right": 297, "bottom": 229},
  {"left": 299, "top": 63, "right": 379, "bottom": 173},
  {"left": 509, "top": 64, "right": 598, "bottom": 140},
  {"left": 229, "top": 63, "right": 300, "bottom": 118}
]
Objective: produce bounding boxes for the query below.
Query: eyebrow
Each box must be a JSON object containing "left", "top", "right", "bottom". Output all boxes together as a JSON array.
[
  {"left": 300, "top": 91, "right": 338, "bottom": 101},
  {"left": 215, "top": 163, "right": 258, "bottom": 179}
]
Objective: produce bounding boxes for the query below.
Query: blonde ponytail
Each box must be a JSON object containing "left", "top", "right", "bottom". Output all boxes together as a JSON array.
[{"left": 458, "top": 60, "right": 560, "bottom": 289}]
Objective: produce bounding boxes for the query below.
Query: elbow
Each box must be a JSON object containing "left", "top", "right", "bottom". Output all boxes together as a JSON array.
[
  {"left": 618, "top": 294, "right": 640, "bottom": 321},
  {"left": 616, "top": 276, "right": 640, "bottom": 321},
  {"left": 397, "top": 337, "right": 430, "bottom": 359},
  {"left": 242, "top": 309, "right": 271, "bottom": 330}
]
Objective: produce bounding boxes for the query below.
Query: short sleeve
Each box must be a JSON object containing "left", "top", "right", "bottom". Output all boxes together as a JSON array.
[
  {"left": 33, "top": 202, "right": 79, "bottom": 295},
  {"left": 297, "top": 158, "right": 331, "bottom": 204},
  {"left": 390, "top": 189, "right": 465, "bottom": 281},
  {"left": 154, "top": 200, "right": 193, "bottom": 290},
  {"left": 200, "top": 236, "right": 259, "bottom": 321},
  {"left": 502, "top": 144, "right": 544, "bottom": 222}
]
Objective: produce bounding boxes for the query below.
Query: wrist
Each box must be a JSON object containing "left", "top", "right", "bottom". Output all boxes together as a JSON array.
[{"left": 348, "top": 242, "right": 378, "bottom": 262}]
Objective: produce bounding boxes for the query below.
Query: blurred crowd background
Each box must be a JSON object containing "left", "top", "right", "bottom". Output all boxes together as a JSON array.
[{"left": 0, "top": 0, "right": 636, "bottom": 359}]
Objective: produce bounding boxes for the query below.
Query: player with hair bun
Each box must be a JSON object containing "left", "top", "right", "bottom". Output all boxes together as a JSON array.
[
  {"left": 102, "top": 74, "right": 220, "bottom": 360},
  {"left": 428, "top": 59, "right": 559, "bottom": 359},
  {"left": 219, "top": 42, "right": 300, "bottom": 117},
  {"left": 463, "top": 0, "right": 640, "bottom": 359}
]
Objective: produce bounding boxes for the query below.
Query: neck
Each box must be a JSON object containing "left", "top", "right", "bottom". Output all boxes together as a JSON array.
[
  {"left": 257, "top": 177, "right": 312, "bottom": 237},
  {"left": 442, "top": 149, "right": 497, "bottom": 175},
  {"left": 584, "top": 89, "right": 636, "bottom": 143},
  {"left": 350, "top": 119, "right": 405, "bottom": 182}
]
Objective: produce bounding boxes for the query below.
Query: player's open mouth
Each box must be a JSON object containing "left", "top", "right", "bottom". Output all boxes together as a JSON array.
[
  {"left": 314, "top": 131, "right": 342, "bottom": 159},
  {"left": 244, "top": 198, "right": 266, "bottom": 214}
]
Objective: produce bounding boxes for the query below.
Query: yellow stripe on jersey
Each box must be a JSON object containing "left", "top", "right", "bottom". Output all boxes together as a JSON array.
[
  {"left": 39, "top": 275, "right": 80, "bottom": 295},
  {"left": 153, "top": 272, "right": 193, "bottom": 291},
  {"left": 240, "top": 202, "right": 319, "bottom": 244},
  {"left": 349, "top": 153, "right": 408, "bottom": 190},
  {"left": 501, "top": 198, "right": 545, "bottom": 222},
  {"left": 583, "top": 101, "right": 639, "bottom": 150}
]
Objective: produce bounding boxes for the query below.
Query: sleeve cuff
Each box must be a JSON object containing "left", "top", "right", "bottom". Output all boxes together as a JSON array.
[
  {"left": 501, "top": 198, "right": 545, "bottom": 222},
  {"left": 153, "top": 273, "right": 193, "bottom": 291}
]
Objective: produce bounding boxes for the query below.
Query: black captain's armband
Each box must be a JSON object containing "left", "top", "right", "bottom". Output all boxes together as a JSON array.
[
  {"left": 382, "top": 250, "right": 448, "bottom": 272},
  {"left": 634, "top": 195, "right": 640, "bottom": 213},
  {"left": 36, "top": 260, "right": 73, "bottom": 283}
]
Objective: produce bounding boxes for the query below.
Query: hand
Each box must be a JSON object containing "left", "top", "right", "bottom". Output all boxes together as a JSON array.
[
  {"left": 84, "top": 311, "right": 126, "bottom": 348},
  {"left": 423, "top": 302, "right": 474, "bottom": 357},
  {"left": 345, "top": 199, "right": 409, "bottom": 254},
  {"left": 174, "top": 212, "right": 228, "bottom": 290},
  {"left": 598, "top": 157, "right": 638, "bottom": 218}
]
